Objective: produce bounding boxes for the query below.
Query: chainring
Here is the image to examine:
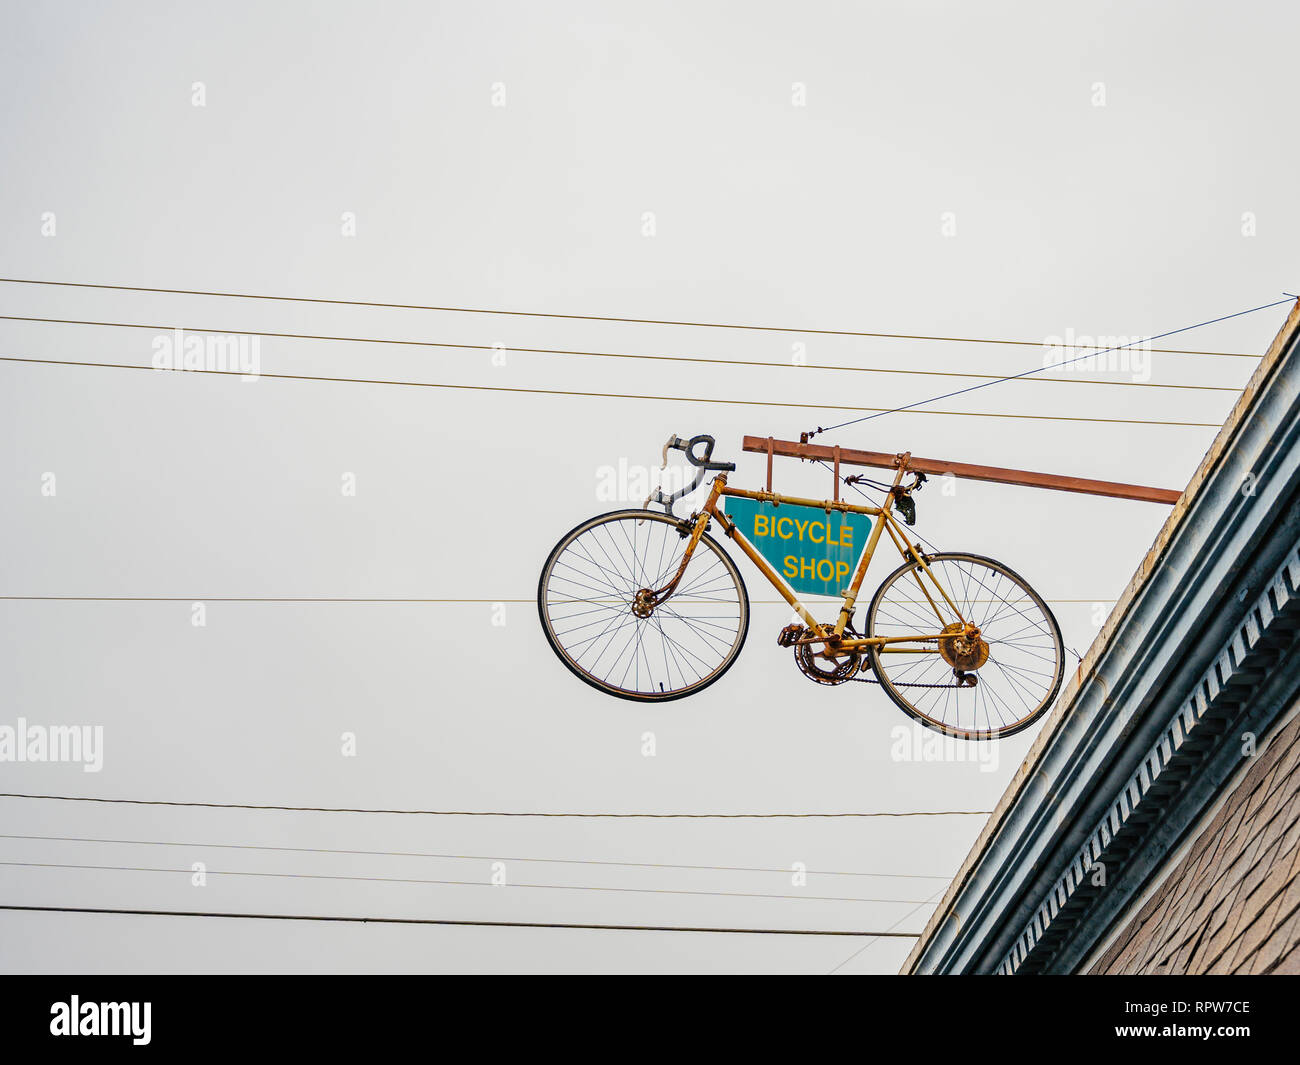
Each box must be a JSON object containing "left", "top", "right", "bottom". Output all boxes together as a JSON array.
[{"left": 793, "top": 623, "right": 862, "bottom": 685}]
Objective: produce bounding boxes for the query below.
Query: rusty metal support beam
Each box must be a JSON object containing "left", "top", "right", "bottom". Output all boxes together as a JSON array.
[{"left": 741, "top": 436, "right": 1181, "bottom": 505}]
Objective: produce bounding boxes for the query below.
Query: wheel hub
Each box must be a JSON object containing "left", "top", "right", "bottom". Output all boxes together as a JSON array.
[{"left": 937, "top": 622, "right": 988, "bottom": 671}]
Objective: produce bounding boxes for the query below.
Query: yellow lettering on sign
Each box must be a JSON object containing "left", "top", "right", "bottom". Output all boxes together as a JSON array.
[{"left": 737, "top": 503, "right": 868, "bottom": 590}]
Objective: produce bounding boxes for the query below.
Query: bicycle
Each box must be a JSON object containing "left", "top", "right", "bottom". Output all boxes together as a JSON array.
[{"left": 537, "top": 433, "right": 1065, "bottom": 739}]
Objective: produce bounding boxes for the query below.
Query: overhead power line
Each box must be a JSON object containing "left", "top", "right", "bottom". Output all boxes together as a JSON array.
[
  {"left": 0, "top": 596, "right": 1115, "bottom": 605},
  {"left": 0, "top": 314, "right": 1240, "bottom": 392},
  {"left": 809, "top": 295, "right": 1294, "bottom": 439},
  {"left": 0, "top": 277, "right": 1253, "bottom": 356},
  {"left": 830, "top": 883, "right": 950, "bottom": 973},
  {"left": 0, "top": 860, "right": 929, "bottom": 906},
  {"left": 0, "top": 793, "right": 992, "bottom": 819},
  {"left": 0, "top": 596, "right": 504, "bottom": 602},
  {"left": 0, "top": 832, "right": 952, "bottom": 880},
  {"left": 0, "top": 355, "right": 1222, "bottom": 428},
  {"left": 0, "top": 903, "right": 921, "bottom": 937}
]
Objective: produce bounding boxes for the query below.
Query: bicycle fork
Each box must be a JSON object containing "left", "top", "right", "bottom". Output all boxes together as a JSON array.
[{"left": 633, "top": 476, "right": 730, "bottom": 618}]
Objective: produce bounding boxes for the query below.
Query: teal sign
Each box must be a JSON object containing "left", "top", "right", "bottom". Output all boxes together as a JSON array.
[{"left": 725, "top": 498, "right": 872, "bottom": 597}]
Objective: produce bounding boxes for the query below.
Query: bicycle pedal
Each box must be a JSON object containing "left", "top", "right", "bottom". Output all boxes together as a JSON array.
[{"left": 777, "top": 624, "right": 805, "bottom": 648}]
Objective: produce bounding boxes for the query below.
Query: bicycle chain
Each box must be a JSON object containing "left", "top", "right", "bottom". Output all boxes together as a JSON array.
[
  {"left": 852, "top": 673, "right": 969, "bottom": 690},
  {"left": 796, "top": 626, "right": 972, "bottom": 690},
  {"left": 851, "top": 642, "right": 975, "bottom": 690},
  {"left": 852, "top": 676, "right": 967, "bottom": 691}
]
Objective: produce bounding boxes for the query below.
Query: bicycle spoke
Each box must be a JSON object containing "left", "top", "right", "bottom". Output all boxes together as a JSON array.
[
  {"left": 867, "top": 553, "right": 1063, "bottom": 739},
  {"left": 540, "top": 512, "right": 748, "bottom": 700}
]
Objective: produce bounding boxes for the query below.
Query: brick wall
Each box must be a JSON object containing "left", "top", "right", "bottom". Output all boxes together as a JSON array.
[{"left": 1088, "top": 711, "right": 1300, "bottom": 974}]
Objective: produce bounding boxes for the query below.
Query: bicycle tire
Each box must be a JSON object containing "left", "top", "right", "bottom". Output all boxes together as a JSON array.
[{"left": 537, "top": 510, "right": 750, "bottom": 702}]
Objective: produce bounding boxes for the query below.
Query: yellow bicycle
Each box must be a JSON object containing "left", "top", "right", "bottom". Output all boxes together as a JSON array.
[{"left": 538, "top": 434, "right": 1064, "bottom": 739}]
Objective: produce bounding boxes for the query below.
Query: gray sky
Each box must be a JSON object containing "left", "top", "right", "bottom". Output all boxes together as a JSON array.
[{"left": 1, "top": 0, "right": 1296, "bottom": 974}]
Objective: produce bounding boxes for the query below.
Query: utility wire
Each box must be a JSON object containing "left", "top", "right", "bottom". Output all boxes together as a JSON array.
[
  {"left": 830, "top": 883, "right": 950, "bottom": 973},
  {"left": 0, "top": 596, "right": 1113, "bottom": 604},
  {"left": 0, "top": 355, "right": 1222, "bottom": 428},
  {"left": 0, "top": 832, "right": 952, "bottom": 880},
  {"left": 0, "top": 314, "right": 1240, "bottom": 392},
  {"left": 0, "top": 860, "right": 929, "bottom": 906},
  {"left": 0, "top": 277, "right": 1252, "bottom": 356},
  {"left": 0, "top": 596, "right": 522, "bottom": 603},
  {"left": 0, "top": 904, "right": 921, "bottom": 937},
  {"left": 808, "top": 295, "right": 1294, "bottom": 439},
  {"left": 0, "top": 792, "right": 991, "bottom": 819}
]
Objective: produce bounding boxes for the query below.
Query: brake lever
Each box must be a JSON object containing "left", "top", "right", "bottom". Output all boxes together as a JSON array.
[
  {"left": 661, "top": 434, "right": 687, "bottom": 469},
  {"left": 647, "top": 434, "right": 711, "bottom": 516}
]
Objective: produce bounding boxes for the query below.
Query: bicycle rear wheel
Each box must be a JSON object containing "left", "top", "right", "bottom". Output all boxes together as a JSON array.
[
  {"left": 537, "top": 510, "right": 749, "bottom": 701},
  {"left": 864, "top": 552, "right": 1064, "bottom": 739}
]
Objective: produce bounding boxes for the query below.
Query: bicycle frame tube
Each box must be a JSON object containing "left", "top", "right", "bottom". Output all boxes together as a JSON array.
[{"left": 647, "top": 471, "right": 971, "bottom": 650}]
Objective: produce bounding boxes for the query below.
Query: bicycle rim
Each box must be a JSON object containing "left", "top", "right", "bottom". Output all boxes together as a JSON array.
[
  {"left": 865, "top": 552, "right": 1064, "bottom": 739},
  {"left": 537, "top": 510, "right": 749, "bottom": 701}
]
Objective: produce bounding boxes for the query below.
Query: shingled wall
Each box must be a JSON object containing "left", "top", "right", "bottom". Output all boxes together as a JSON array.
[{"left": 1088, "top": 710, "right": 1300, "bottom": 974}]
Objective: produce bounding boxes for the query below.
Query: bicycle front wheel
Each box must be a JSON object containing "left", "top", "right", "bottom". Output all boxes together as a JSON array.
[
  {"left": 537, "top": 510, "right": 750, "bottom": 701},
  {"left": 864, "top": 552, "right": 1064, "bottom": 739}
]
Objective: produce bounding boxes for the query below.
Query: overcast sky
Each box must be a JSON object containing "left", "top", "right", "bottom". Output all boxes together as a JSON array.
[{"left": 1, "top": 0, "right": 1297, "bottom": 974}]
